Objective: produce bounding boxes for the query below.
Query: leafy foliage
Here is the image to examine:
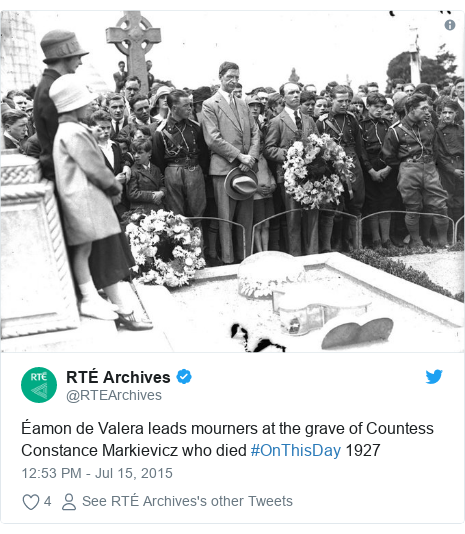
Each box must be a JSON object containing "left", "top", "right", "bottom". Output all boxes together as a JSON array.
[
  {"left": 350, "top": 249, "right": 463, "bottom": 302},
  {"left": 386, "top": 44, "right": 458, "bottom": 86},
  {"left": 387, "top": 52, "right": 411, "bottom": 83}
]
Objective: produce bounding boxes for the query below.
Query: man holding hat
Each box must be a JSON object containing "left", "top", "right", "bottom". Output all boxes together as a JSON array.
[
  {"left": 33, "top": 29, "right": 88, "bottom": 181},
  {"left": 202, "top": 61, "right": 260, "bottom": 264}
]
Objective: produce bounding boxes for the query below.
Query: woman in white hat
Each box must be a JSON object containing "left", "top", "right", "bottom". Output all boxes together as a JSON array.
[
  {"left": 50, "top": 74, "right": 151, "bottom": 330},
  {"left": 150, "top": 85, "right": 172, "bottom": 125}
]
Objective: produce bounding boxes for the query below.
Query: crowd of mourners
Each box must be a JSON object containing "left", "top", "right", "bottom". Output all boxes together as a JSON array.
[{"left": 1, "top": 29, "right": 464, "bottom": 327}]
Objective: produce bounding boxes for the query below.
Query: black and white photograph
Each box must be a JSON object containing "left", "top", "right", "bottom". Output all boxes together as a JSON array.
[{"left": 1, "top": 9, "right": 463, "bottom": 352}]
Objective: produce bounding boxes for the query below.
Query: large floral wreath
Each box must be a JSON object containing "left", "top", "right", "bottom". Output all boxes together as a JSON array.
[
  {"left": 123, "top": 209, "right": 205, "bottom": 287},
  {"left": 282, "top": 133, "right": 354, "bottom": 209}
]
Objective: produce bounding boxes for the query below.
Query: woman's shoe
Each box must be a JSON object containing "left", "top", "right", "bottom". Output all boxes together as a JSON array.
[
  {"left": 116, "top": 311, "right": 153, "bottom": 331},
  {"left": 80, "top": 300, "right": 119, "bottom": 321}
]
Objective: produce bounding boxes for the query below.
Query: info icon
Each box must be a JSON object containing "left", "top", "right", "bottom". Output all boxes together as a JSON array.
[
  {"left": 21, "top": 367, "right": 57, "bottom": 403},
  {"left": 445, "top": 20, "right": 455, "bottom": 31}
]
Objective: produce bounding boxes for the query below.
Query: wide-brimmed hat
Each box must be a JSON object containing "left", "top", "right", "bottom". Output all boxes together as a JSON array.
[
  {"left": 245, "top": 95, "right": 265, "bottom": 114},
  {"left": 49, "top": 74, "right": 95, "bottom": 114},
  {"left": 224, "top": 167, "right": 258, "bottom": 200},
  {"left": 152, "top": 85, "right": 171, "bottom": 106},
  {"left": 192, "top": 86, "right": 212, "bottom": 104},
  {"left": 40, "top": 29, "right": 89, "bottom": 64}
]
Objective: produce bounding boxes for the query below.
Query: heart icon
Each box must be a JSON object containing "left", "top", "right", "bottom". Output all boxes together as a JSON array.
[{"left": 23, "top": 494, "right": 40, "bottom": 510}]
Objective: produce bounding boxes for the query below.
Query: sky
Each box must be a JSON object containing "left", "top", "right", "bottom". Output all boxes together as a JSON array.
[{"left": 12, "top": 7, "right": 465, "bottom": 94}]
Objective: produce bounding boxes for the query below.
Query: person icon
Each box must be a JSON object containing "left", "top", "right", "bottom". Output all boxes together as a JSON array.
[{"left": 62, "top": 493, "right": 76, "bottom": 511}]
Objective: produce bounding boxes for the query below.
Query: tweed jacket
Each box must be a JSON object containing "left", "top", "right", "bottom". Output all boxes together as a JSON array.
[
  {"left": 264, "top": 109, "right": 318, "bottom": 183},
  {"left": 127, "top": 163, "right": 167, "bottom": 213},
  {"left": 202, "top": 91, "right": 260, "bottom": 176},
  {"left": 53, "top": 115, "right": 121, "bottom": 246}
]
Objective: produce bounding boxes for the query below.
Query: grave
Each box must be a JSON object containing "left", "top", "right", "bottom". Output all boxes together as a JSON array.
[
  {"left": 3, "top": 249, "right": 462, "bottom": 352},
  {"left": 136, "top": 252, "right": 463, "bottom": 353}
]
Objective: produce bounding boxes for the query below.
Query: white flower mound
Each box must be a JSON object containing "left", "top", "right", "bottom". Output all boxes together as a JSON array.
[{"left": 238, "top": 251, "right": 306, "bottom": 299}]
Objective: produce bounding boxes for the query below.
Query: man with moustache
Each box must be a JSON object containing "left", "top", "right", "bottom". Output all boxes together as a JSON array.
[{"left": 264, "top": 82, "right": 319, "bottom": 256}]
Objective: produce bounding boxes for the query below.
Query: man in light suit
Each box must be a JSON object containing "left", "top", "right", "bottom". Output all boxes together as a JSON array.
[
  {"left": 202, "top": 61, "right": 260, "bottom": 264},
  {"left": 264, "top": 82, "right": 319, "bottom": 256}
]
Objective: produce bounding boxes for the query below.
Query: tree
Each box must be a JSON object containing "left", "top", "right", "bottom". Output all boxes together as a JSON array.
[
  {"left": 386, "top": 44, "right": 458, "bottom": 87},
  {"left": 435, "top": 43, "right": 457, "bottom": 76},
  {"left": 387, "top": 52, "right": 411, "bottom": 84},
  {"left": 420, "top": 57, "right": 447, "bottom": 84}
]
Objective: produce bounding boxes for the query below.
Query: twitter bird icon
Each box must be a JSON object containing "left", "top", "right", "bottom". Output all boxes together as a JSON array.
[{"left": 426, "top": 370, "right": 443, "bottom": 384}]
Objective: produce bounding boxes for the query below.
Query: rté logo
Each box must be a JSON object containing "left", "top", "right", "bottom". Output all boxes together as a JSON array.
[{"left": 31, "top": 372, "right": 47, "bottom": 381}]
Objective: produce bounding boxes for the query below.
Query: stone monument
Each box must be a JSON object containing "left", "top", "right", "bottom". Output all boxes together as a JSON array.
[
  {"left": 106, "top": 11, "right": 161, "bottom": 94},
  {"left": 409, "top": 24, "right": 421, "bottom": 86},
  {"left": 1, "top": 11, "right": 41, "bottom": 93}
]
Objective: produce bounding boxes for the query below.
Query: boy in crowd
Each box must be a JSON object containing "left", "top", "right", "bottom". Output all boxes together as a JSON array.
[{"left": 127, "top": 139, "right": 166, "bottom": 214}]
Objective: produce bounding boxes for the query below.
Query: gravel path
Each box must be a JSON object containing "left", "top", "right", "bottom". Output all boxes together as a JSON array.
[{"left": 396, "top": 250, "right": 464, "bottom": 295}]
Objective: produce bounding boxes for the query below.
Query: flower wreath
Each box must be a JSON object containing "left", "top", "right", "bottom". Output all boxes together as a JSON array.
[
  {"left": 282, "top": 133, "right": 354, "bottom": 209},
  {"left": 123, "top": 209, "right": 205, "bottom": 287}
]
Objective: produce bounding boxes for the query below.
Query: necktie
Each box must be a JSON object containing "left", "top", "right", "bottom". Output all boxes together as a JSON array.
[
  {"left": 230, "top": 93, "right": 240, "bottom": 122},
  {"left": 294, "top": 110, "right": 302, "bottom": 131},
  {"left": 114, "top": 121, "right": 120, "bottom": 135}
]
